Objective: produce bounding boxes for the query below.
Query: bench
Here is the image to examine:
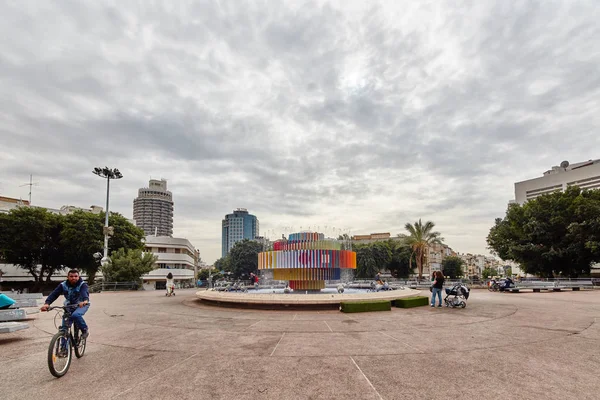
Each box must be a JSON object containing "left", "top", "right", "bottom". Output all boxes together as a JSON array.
[
  {"left": 9, "top": 299, "right": 43, "bottom": 308},
  {"left": 0, "top": 309, "right": 33, "bottom": 334},
  {"left": 0, "top": 321, "right": 29, "bottom": 333},
  {"left": 0, "top": 292, "right": 43, "bottom": 299},
  {"left": 505, "top": 282, "right": 566, "bottom": 292},
  {"left": 0, "top": 309, "right": 28, "bottom": 322}
]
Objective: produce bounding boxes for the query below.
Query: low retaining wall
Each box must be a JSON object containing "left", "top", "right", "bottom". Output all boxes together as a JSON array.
[{"left": 196, "top": 288, "right": 421, "bottom": 310}]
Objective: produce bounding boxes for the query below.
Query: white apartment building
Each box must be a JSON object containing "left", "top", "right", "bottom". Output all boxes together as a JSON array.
[
  {"left": 515, "top": 159, "right": 600, "bottom": 204},
  {"left": 143, "top": 236, "right": 198, "bottom": 270}
]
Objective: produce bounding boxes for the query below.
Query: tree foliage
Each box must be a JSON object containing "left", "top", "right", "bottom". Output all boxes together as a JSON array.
[
  {"left": 404, "top": 219, "right": 443, "bottom": 279},
  {"left": 214, "top": 256, "right": 230, "bottom": 272},
  {"left": 386, "top": 240, "right": 414, "bottom": 279},
  {"left": 442, "top": 256, "right": 464, "bottom": 279},
  {"left": 227, "top": 239, "right": 263, "bottom": 279},
  {"left": 0, "top": 207, "right": 65, "bottom": 282},
  {"left": 101, "top": 248, "right": 157, "bottom": 282},
  {"left": 0, "top": 207, "right": 145, "bottom": 284},
  {"left": 354, "top": 244, "right": 378, "bottom": 279},
  {"left": 61, "top": 211, "right": 145, "bottom": 284},
  {"left": 487, "top": 187, "right": 600, "bottom": 277},
  {"left": 353, "top": 240, "right": 415, "bottom": 279},
  {"left": 481, "top": 267, "right": 498, "bottom": 279},
  {"left": 197, "top": 268, "right": 222, "bottom": 281}
]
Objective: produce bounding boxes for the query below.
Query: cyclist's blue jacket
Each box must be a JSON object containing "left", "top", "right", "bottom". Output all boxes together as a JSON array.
[{"left": 45, "top": 278, "right": 90, "bottom": 306}]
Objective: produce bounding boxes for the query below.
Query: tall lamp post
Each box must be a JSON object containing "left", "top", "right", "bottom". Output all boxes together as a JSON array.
[{"left": 93, "top": 167, "right": 123, "bottom": 267}]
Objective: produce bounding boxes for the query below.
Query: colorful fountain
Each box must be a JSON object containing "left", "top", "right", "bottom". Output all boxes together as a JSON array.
[{"left": 257, "top": 232, "right": 356, "bottom": 291}]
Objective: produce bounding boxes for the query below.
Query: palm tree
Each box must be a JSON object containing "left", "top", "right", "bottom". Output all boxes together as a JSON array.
[{"left": 404, "top": 219, "right": 443, "bottom": 280}]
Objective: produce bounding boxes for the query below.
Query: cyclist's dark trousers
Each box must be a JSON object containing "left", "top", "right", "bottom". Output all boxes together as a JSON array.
[{"left": 67, "top": 305, "right": 90, "bottom": 332}]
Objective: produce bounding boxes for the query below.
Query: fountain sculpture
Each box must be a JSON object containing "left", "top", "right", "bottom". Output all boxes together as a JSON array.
[{"left": 257, "top": 232, "right": 356, "bottom": 291}]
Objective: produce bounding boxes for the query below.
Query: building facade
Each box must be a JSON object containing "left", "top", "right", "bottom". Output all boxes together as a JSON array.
[
  {"left": 426, "top": 242, "right": 456, "bottom": 276},
  {"left": 133, "top": 179, "right": 174, "bottom": 237},
  {"left": 351, "top": 232, "right": 395, "bottom": 244},
  {"left": 0, "top": 196, "right": 30, "bottom": 213},
  {"left": 221, "top": 208, "right": 259, "bottom": 258},
  {"left": 143, "top": 236, "right": 197, "bottom": 270},
  {"left": 515, "top": 159, "right": 600, "bottom": 204}
]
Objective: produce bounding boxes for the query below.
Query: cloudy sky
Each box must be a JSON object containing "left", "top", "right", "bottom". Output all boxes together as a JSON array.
[{"left": 1, "top": 1, "right": 599, "bottom": 263}]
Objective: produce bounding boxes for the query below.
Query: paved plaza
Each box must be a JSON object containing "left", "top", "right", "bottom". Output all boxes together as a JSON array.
[{"left": 1, "top": 288, "right": 599, "bottom": 399}]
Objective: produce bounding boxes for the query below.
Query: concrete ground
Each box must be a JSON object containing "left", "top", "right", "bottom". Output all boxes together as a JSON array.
[{"left": 1, "top": 289, "right": 599, "bottom": 400}]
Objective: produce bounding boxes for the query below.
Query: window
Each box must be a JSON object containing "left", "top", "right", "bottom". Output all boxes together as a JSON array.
[
  {"left": 158, "top": 248, "right": 166, "bottom": 253},
  {"left": 175, "top": 248, "right": 181, "bottom": 254}
]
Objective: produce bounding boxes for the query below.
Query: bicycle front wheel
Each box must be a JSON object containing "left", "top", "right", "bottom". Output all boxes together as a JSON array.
[
  {"left": 74, "top": 330, "right": 86, "bottom": 358},
  {"left": 48, "top": 331, "right": 72, "bottom": 377}
]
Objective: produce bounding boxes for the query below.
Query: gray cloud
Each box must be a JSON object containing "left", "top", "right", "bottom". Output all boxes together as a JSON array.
[{"left": 1, "top": 0, "right": 599, "bottom": 262}]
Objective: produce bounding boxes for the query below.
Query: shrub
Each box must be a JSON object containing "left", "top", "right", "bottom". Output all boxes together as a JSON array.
[
  {"left": 394, "top": 296, "right": 429, "bottom": 308},
  {"left": 340, "top": 300, "right": 391, "bottom": 313}
]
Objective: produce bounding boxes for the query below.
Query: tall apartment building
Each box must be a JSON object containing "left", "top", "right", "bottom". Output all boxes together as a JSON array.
[
  {"left": 133, "top": 179, "right": 174, "bottom": 237},
  {"left": 514, "top": 159, "right": 600, "bottom": 204},
  {"left": 221, "top": 208, "right": 259, "bottom": 258}
]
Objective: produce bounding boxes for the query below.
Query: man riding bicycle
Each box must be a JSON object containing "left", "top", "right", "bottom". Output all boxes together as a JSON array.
[{"left": 40, "top": 269, "right": 90, "bottom": 339}]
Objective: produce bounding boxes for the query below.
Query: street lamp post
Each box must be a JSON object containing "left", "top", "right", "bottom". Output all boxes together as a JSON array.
[{"left": 93, "top": 167, "right": 123, "bottom": 266}]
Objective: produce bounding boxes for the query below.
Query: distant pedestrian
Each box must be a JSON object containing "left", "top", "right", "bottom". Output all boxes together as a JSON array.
[
  {"left": 166, "top": 272, "right": 175, "bottom": 296},
  {"left": 431, "top": 270, "right": 445, "bottom": 308}
]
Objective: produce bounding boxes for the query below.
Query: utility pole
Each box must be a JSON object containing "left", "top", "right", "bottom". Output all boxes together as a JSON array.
[{"left": 20, "top": 174, "right": 39, "bottom": 205}]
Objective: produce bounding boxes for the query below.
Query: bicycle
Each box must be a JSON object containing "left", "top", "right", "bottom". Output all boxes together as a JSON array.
[
  {"left": 488, "top": 280, "right": 500, "bottom": 292},
  {"left": 166, "top": 285, "right": 175, "bottom": 297},
  {"left": 45, "top": 304, "right": 87, "bottom": 377}
]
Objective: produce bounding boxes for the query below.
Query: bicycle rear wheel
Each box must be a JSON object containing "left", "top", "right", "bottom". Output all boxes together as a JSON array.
[
  {"left": 48, "top": 331, "right": 72, "bottom": 377},
  {"left": 74, "top": 329, "right": 86, "bottom": 358}
]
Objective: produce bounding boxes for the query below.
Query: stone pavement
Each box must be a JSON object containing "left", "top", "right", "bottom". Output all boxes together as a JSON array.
[{"left": 1, "top": 288, "right": 599, "bottom": 400}]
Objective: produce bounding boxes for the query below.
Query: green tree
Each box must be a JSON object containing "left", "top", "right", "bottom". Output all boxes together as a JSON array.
[
  {"left": 441, "top": 256, "right": 464, "bottom": 279},
  {"left": 0, "top": 207, "right": 65, "bottom": 282},
  {"left": 487, "top": 187, "right": 600, "bottom": 277},
  {"left": 504, "top": 267, "right": 513, "bottom": 276},
  {"left": 404, "top": 219, "right": 443, "bottom": 280},
  {"left": 214, "top": 256, "right": 230, "bottom": 272},
  {"left": 386, "top": 240, "right": 415, "bottom": 279},
  {"left": 61, "top": 211, "right": 145, "bottom": 284},
  {"left": 101, "top": 248, "right": 157, "bottom": 282},
  {"left": 354, "top": 244, "right": 377, "bottom": 279},
  {"left": 481, "top": 267, "right": 498, "bottom": 279},
  {"left": 228, "top": 239, "right": 262, "bottom": 279},
  {"left": 371, "top": 241, "right": 392, "bottom": 272}
]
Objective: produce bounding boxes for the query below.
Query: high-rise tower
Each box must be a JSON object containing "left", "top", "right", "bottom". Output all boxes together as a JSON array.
[
  {"left": 221, "top": 208, "right": 259, "bottom": 258},
  {"left": 133, "top": 179, "right": 174, "bottom": 237}
]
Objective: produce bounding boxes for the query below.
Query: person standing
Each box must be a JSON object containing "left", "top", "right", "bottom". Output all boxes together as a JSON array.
[{"left": 431, "top": 270, "right": 445, "bottom": 308}]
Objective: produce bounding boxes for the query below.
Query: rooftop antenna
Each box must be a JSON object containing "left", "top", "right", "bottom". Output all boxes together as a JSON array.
[{"left": 20, "top": 174, "right": 39, "bottom": 205}]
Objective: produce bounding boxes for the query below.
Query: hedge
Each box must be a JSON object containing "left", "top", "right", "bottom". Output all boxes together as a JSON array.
[
  {"left": 394, "top": 296, "right": 429, "bottom": 308},
  {"left": 340, "top": 300, "right": 391, "bottom": 313}
]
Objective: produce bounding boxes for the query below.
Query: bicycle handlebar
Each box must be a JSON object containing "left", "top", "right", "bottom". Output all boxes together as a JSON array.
[{"left": 45, "top": 304, "right": 82, "bottom": 312}]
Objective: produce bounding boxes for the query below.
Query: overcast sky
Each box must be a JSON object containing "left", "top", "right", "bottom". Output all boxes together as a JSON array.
[{"left": 1, "top": 1, "right": 599, "bottom": 264}]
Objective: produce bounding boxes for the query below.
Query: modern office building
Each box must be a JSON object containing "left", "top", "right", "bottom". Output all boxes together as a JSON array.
[
  {"left": 514, "top": 159, "right": 600, "bottom": 204},
  {"left": 133, "top": 179, "right": 174, "bottom": 237},
  {"left": 221, "top": 208, "right": 259, "bottom": 258}
]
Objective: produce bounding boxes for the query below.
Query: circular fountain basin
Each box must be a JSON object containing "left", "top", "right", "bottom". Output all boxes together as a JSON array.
[{"left": 195, "top": 287, "right": 422, "bottom": 309}]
